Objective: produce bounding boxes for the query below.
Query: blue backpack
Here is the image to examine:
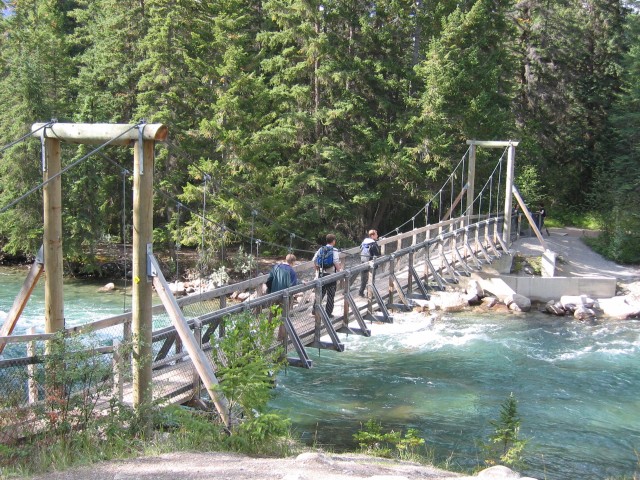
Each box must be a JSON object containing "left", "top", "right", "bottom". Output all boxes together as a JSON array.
[{"left": 316, "top": 246, "right": 334, "bottom": 269}]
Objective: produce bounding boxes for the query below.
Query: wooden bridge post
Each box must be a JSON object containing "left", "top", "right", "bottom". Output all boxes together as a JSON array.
[
  {"left": 132, "top": 138, "right": 154, "bottom": 412},
  {"left": 313, "top": 281, "right": 323, "bottom": 344},
  {"left": 503, "top": 144, "right": 516, "bottom": 245},
  {"left": 43, "top": 137, "right": 64, "bottom": 337},
  {"left": 112, "top": 339, "right": 124, "bottom": 402},
  {"left": 467, "top": 143, "right": 476, "bottom": 219},
  {"left": 388, "top": 257, "right": 395, "bottom": 307},
  {"left": 27, "top": 327, "right": 38, "bottom": 403}
]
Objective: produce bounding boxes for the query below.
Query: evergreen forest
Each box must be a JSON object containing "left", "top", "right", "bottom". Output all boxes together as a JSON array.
[{"left": 1, "top": 0, "right": 639, "bottom": 270}]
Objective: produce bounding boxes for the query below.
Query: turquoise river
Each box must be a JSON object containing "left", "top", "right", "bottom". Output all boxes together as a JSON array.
[{"left": 1, "top": 266, "right": 638, "bottom": 480}]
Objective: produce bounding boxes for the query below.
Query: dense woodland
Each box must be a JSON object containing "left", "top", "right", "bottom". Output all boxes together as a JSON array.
[{"left": 1, "top": 0, "right": 639, "bottom": 272}]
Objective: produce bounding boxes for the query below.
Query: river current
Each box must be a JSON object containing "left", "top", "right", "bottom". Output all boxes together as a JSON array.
[{"left": 1, "top": 267, "right": 639, "bottom": 479}]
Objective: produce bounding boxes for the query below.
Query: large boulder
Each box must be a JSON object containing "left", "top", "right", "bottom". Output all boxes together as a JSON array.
[
  {"left": 506, "top": 293, "right": 531, "bottom": 312},
  {"left": 545, "top": 300, "right": 566, "bottom": 316},
  {"left": 481, "top": 296, "right": 499, "bottom": 309},
  {"left": 560, "top": 294, "right": 595, "bottom": 309},
  {"left": 574, "top": 305, "right": 596, "bottom": 321},
  {"left": 466, "top": 279, "right": 485, "bottom": 299},
  {"left": 434, "top": 291, "right": 469, "bottom": 312},
  {"left": 97, "top": 282, "right": 116, "bottom": 293},
  {"left": 457, "top": 465, "right": 539, "bottom": 479},
  {"left": 597, "top": 295, "right": 640, "bottom": 319}
]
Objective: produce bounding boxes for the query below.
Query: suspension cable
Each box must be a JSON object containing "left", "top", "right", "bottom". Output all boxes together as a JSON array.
[
  {"left": 379, "top": 147, "right": 470, "bottom": 238},
  {"left": 0, "top": 120, "right": 56, "bottom": 154},
  {"left": 153, "top": 188, "right": 317, "bottom": 257},
  {"left": 121, "top": 167, "right": 130, "bottom": 312},
  {"left": 0, "top": 123, "right": 141, "bottom": 214},
  {"left": 462, "top": 152, "right": 507, "bottom": 218},
  {"left": 175, "top": 202, "right": 182, "bottom": 281},
  {"left": 495, "top": 148, "right": 506, "bottom": 219},
  {"left": 160, "top": 139, "right": 318, "bottom": 248}
]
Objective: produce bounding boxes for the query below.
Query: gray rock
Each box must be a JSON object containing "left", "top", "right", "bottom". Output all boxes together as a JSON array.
[
  {"left": 97, "top": 282, "right": 116, "bottom": 293},
  {"left": 597, "top": 295, "right": 640, "bottom": 319},
  {"left": 560, "top": 294, "right": 595, "bottom": 309},
  {"left": 545, "top": 300, "right": 565, "bottom": 316},
  {"left": 574, "top": 305, "right": 596, "bottom": 321},
  {"left": 506, "top": 293, "right": 531, "bottom": 312}
]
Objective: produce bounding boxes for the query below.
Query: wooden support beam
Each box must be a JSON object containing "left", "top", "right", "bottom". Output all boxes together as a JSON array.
[
  {"left": 149, "top": 254, "right": 231, "bottom": 427},
  {"left": 32, "top": 123, "right": 168, "bottom": 146},
  {"left": 0, "top": 250, "right": 44, "bottom": 354},
  {"left": 466, "top": 140, "right": 520, "bottom": 147},
  {"left": 442, "top": 184, "right": 468, "bottom": 222},
  {"left": 512, "top": 186, "right": 547, "bottom": 250}
]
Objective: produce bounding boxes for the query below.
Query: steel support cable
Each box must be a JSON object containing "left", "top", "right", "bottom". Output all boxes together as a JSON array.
[
  {"left": 250, "top": 209, "right": 256, "bottom": 257},
  {"left": 121, "top": 167, "right": 129, "bottom": 312},
  {"left": 175, "top": 202, "right": 182, "bottom": 281},
  {"left": 159, "top": 140, "right": 318, "bottom": 248},
  {"left": 462, "top": 154, "right": 505, "bottom": 217},
  {"left": 0, "top": 123, "right": 140, "bottom": 215},
  {"left": 200, "top": 174, "right": 210, "bottom": 292},
  {"left": 488, "top": 175, "right": 493, "bottom": 216},
  {"left": 153, "top": 188, "right": 318, "bottom": 256},
  {"left": 495, "top": 148, "right": 506, "bottom": 219},
  {"left": 0, "top": 121, "right": 56, "bottom": 154},
  {"left": 461, "top": 155, "right": 466, "bottom": 217},
  {"left": 450, "top": 176, "right": 454, "bottom": 214},
  {"left": 378, "top": 146, "right": 470, "bottom": 238}
]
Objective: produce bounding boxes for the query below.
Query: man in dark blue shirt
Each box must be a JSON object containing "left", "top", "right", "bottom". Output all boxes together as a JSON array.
[{"left": 266, "top": 254, "right": 299, "bottom": 293}]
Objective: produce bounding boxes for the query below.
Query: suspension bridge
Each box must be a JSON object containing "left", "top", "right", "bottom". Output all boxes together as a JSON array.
[{"left": 0, "top": 122, "right": 529, "bottom": 440}]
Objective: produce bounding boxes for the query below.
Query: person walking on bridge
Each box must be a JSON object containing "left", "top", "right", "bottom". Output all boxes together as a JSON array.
[
  {"left": 265, "top": 253, "right": 299, "bottom": 340},
  {"left": 358, "top": 229, "right": 380, "bottom": 297},
  {"left": 313, "top": 234, "right": 343, "bottom": 318},
  {"left": 266, "top": 253, "right": 299, "bottom": 294}
]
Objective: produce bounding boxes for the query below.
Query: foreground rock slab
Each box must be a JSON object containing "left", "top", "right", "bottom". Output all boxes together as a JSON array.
[{"left": 28, "top": 451, "right": 538, "bottom": 480}]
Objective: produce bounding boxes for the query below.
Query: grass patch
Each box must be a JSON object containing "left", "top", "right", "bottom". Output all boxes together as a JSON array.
[
  {"left": 511, "top": 254, "right": 541, "bottom": 276},
  {"left": 0, "top": 405, "right": 300, "bottom": 478}
]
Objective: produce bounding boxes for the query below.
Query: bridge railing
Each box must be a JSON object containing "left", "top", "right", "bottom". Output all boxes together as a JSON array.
[{"left": 0, "top": 215, "right": 505, "bottom": 432}]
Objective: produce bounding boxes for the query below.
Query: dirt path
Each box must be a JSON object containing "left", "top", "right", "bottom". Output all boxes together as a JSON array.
[{"left": 512, "top": 227, "right": 640, "bottom": 290}]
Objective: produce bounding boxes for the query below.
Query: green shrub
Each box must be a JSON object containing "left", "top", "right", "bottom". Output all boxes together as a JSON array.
[{"left": 353, "top": 419, "right": 426, "bottom": 461}]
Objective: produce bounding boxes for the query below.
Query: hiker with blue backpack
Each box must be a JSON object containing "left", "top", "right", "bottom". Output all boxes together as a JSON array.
[
  {"left": 313, "top": 233, "right": 343, "bottom": 318},
  {"left": 358, "top": 229, "right": 381, "bottom": 297}
]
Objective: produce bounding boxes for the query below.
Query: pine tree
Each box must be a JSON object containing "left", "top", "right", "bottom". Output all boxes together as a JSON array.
[
  {"left": 598, "top": 6, "right": 640, "bottom": 263},
  {"left": 0, "top": 0, "right": 76, "bottom": 255}
]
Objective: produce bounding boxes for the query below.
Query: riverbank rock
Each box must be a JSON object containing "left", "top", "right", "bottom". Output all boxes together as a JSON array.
[
  {"left": 560, "top": 294, "right": 595, "bottom": 309},
  {"left": 27, "top": 451, "right": 538, "bottom": 480},
  {"left": 97, "top": 282, "right": 116, "bottom": 293},
  {"left": 481, "top": 296, "right": 498, "bottom": 308},
  {"left": 574, "top": 305, "right": 596, "bottom": 321},
  {"left": 545, "top": 300, "right": 565, "bottom": 316},
  {"left": 169, "top": 281, "right": 187, "bottom": 297},
  {"left": 506, "top": 293, "right": 531, "bottom": 312},
  {"left": 464, "top": 465, "right": 538, "bottom": 479},
  {"left": 432, "top": 291, "right": 468, "bottom": 312},
  {"left": 596, "top": 295, "right": 640, "bottom": 319}
]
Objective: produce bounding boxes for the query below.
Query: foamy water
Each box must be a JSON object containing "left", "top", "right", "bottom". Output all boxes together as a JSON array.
[{"left": 272, "top": 311, "right": 640, "bottom": 480}]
